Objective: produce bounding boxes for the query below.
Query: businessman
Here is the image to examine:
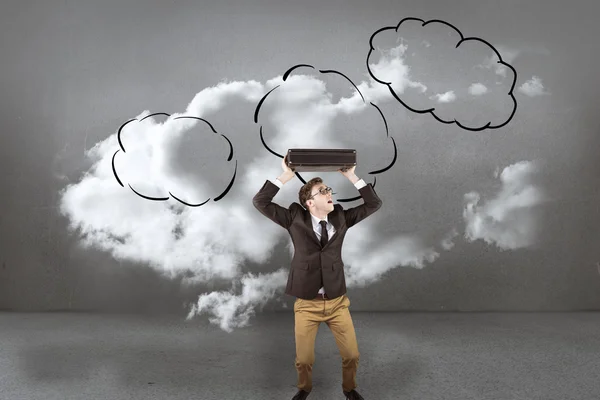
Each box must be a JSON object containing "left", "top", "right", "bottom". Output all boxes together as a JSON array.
[{"left": 252, "top": 154, "right": 383, "bottom": 400}]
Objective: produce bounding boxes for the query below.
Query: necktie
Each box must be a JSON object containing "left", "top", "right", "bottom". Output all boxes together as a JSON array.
[{"left": 319, "top": 220, "right": 328, "bottom": 247}]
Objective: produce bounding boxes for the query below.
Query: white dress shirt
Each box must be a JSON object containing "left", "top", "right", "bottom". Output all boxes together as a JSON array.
[{"left": 269, "top": 177, "right": 367, "bottom": 295}]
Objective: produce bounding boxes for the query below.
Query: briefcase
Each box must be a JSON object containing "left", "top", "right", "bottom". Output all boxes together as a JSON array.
[{"left": 286, "top": 148, "right": 357, "bottom": 172}]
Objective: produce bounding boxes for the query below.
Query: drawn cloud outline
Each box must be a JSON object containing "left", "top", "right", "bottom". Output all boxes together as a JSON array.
[
  {"left": 112, "top": 113, "right": 238, "bottom": 206},
  {"left": 253, "top": 64, "right": 398, "bottom": 202},
  {"left": 366, "top": 17, "right": 518, "bottom": 131}
]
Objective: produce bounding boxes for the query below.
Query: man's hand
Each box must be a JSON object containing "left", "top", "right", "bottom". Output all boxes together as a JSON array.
[
  {"left": 282, "top": 154, "right": 295, "bottom": 174},
  {"left": 338, "top": 165, "right": 356, "bottom": 178},
  {"left": 339, "top": 165, "right": 359, "bottom": 184},
  {"left": 277, "top": 153, "right": 296, "bottom": 184}
]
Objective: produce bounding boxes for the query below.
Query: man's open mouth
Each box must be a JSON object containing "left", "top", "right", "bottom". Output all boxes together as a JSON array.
[{"left": 328, "top": 200, "right": 332, "bottom": 203}]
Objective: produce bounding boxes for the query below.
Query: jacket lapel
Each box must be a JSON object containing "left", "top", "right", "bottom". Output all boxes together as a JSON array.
[{"left": 303, "top": 208, "right": 342, "bottom": 249}]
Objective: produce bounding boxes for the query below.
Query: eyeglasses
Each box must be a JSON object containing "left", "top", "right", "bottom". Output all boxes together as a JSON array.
[{"left": 307, "top": 187, "right": 335, "bottom": 200}]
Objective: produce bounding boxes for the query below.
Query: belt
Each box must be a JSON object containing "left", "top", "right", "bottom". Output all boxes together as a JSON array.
[{"left": 313, "top": 293, "right": 329, "bottom": 300}]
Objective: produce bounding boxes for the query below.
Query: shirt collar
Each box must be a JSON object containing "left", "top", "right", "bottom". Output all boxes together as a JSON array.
[{"left": 310, "top": 212, "right": 328, "bottom": 225}]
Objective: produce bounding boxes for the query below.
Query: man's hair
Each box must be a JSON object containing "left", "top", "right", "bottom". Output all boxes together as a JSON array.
[{"left": 299, "top": 177, "right": 323, "bottom": 208}]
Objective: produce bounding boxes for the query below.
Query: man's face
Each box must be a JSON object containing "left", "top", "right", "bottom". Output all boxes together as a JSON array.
[{"left": 308, "top": 183, "right": 334, "bottom": 212}]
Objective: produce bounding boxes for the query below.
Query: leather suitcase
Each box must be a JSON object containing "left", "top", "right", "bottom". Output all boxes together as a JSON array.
[{"left": 286, "top": 148, "right": 357, "bottom": 172}]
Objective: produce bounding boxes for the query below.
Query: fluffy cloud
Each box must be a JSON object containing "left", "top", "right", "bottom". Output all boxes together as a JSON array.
[
  {"left": 518, "top": 76, "right": 549, "bottom": 97},
  {"left": 441, "top": 228, "right": 459, "bottom": 250},
  {"left": 463, "top": 161, "right": 546, "bottom": 250},
  {"left": 430, "top": 91, "right": 456, "bottom": 103},
  {"left": 478, "top": 45, "right": 520, "bottom": 78},
  {"left": 468, "top": 83, "right": 488, "bottom": 96},
  {"left": 186, "top": 269, "right": 288, "bottom": 333},
  {"left": 333, "top": 219, "right": 440, "bottom": 286},
  {"left": 59, "top": 81, "right": 271, "bottom": 283}
]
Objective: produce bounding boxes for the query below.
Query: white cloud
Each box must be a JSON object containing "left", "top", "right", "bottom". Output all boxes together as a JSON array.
[
  {"left": 478, "top": 45, "right": 550, "bottom": 79},
  {"left": 59, "top": 81, "right": 275, "bottom": 284},
  {"left": 364, "top": 44, "right": 428, "bottom": 100},
  {"left": 494, "top": 46, "right": 520, "bottom": 64},
  {"left": 468, "top": 83, "right": 488, "bottom": 96},
  {"left": 478, "top": 46, "right": 520, "bottom": 78},
  {"left": 518, "top": 76, "right": 549, "bottom": 97},
  {"left": 463, "top": 161, "right": 546, "bottom": 250},
  {"left": 336, "top": 219, "right": 440, "bottom": 287},
  {"left": 441, "top": 228, "right": 459, "bottom": 250},
  {"left": 407, "top": 81, "right": 428, "bottom": 93},
  {"left": 430, "top": 91, "right": 456, "bottom": 103},
  {"left": 186, "top": 269, "right": 288, "bottom": 333}
]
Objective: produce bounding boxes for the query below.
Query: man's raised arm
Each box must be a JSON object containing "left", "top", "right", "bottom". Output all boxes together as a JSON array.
[
  {"left": 338, "top": 167, "right": 382, "bottom": 228},
  {"left": 252, "top": 157, "right": 297, "bottom": 229}
]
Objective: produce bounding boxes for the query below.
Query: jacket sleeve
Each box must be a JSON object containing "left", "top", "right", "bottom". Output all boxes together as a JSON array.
[
  {"left": 343, "top": 182, "right": 383, "bottom": 228},
  {"left": 252, "top": 180, "right": 298, "bottom": 229}
]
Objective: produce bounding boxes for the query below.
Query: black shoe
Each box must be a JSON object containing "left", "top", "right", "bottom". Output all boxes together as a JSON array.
[
  {"left": 343, "top": 389, "right": 365, "bottom": 400},
  {"left": 291, "top": 389, "right": 310, "bottom": 400}
]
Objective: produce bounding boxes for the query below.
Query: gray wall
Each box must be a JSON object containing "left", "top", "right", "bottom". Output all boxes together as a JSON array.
[{"left": 1, "top": 0, "right": 600, "bottom": 316}]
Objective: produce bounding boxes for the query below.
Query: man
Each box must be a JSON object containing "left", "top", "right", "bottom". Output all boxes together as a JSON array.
[{"left": 252, "top": 153, "right": 383, "bottom": 400}]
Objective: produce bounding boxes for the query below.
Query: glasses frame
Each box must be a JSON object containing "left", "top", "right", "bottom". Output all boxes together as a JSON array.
[{"left": 307, "top": 186, "right": 336, "bottom": 201}]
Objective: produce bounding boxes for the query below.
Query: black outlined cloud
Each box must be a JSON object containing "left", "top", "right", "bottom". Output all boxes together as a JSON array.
[
  {"left": 112, "top": 113, "right": 237, "bottom": 206},
  {"left": 253, "top": 64, "right": 397, "bottom": 203},
  {"left": 367, "top": 17, "right": 518, "bottom": 131}
]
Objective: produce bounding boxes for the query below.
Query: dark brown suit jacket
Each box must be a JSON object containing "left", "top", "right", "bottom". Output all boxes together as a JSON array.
[{"left": 252, "top": 179, "right": 383, "bottom": 299}]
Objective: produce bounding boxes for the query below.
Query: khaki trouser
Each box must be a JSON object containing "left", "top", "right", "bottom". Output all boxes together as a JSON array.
[{"left": 294, "top": 294, "right": 359, "bottom": 393}]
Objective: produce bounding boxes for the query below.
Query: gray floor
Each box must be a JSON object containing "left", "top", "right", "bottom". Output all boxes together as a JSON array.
[{"left": 1, "top": 311, "right": 599, "bottom": 400}]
